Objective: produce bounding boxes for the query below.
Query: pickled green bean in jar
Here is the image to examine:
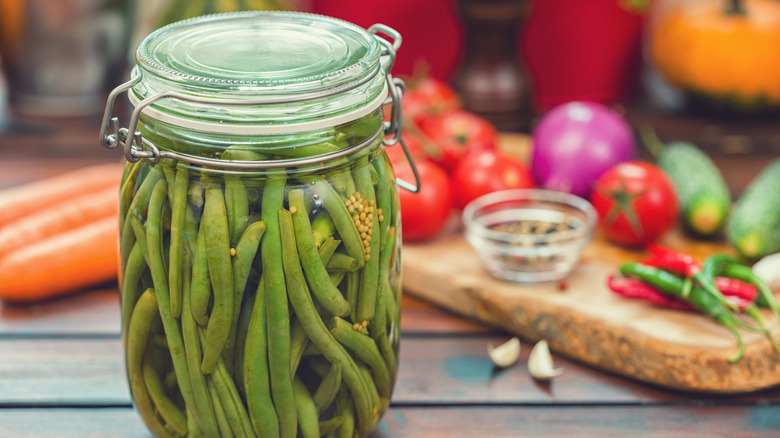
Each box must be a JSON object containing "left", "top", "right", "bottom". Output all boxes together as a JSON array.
[{"left": 104, "top": 11, "right": 409, "bottom": 438}]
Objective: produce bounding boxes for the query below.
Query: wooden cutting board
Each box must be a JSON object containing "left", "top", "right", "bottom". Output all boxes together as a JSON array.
[{"left": 401, "top": 228, "right": 780, "bottom": 394}]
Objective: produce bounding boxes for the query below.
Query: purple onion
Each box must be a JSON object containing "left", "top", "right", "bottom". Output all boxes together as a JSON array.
[{"left": 531, "top": 101, "right": 636, "bottom": 198}]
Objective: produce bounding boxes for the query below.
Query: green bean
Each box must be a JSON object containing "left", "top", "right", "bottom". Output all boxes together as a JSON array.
[
  {"left": 319, "top": 237, "right": 345, "bottom": 287},
  {"left": 317, "top": 237, "right": 341, "bottom": 265},
  {"left": 372, "top": 157, "right": 393, "bottom": 245},
  {"left": 335, "top": 390, "right": 356, "bottom": 438},
  {"left": 188, "top": 180, "right": 205, "bottom": 209},
  {"left": 326, "top": 253, "right": 361, "bottom": 272},
  {"left": 384, "top": 277, "right": 399, "bottom": 331},
  {"left": 207, "top": 377, "right": 236, "bottom": 438},
  {"left": 187, "top": 409, "right": 205, "bottom": 438},
  {"left": 129, "top": 165, "right": 163, "bottom": 209},
  {"left": 289, "top": 318, "right": 309, "bottom": 376},
  {"left": 145, "top": 179, "right": 202, "bottom": 429},
  {"left": 372, "top": 226, "right": 398, "bottom": 378},
  {"left": 119, "top": 160, "right": 142, "bottom": 232},
  {"left": 122, "top": 166, "right": 164, "bottom": 268},
  {"left": 142, "top": 353, "right": 187, "bottom": 436},
  {"left": 311, "top": 212, "right": 337, "bottom": 247},
  {"left": 201, "top": 184, "right": 234, "bottom": 375},
  {"left": 329, "top": 271, "right": 346, "bottom": 289},
  {"left": 120, "top": 219, "right": 137, "bottom": 280},
  {"left": 214, "top": 359, "right": 255, "bottom": 438},
  {"left": 289, "top": 189, "right": 351, "bottom": 317},
  {"left": 261, "top": 177, "right": 297, "bottom": 438},
  {"left": 168, "top": 165, "right": 189, "bottom": 319},
  {"left": 190, "top": 219, "right": 211, "bottom": 327},
  {"left": 327, "top": 170, "right": 356, "bottom": 199},
  {"left": 346, "top": 272, "right": 359, "bottom": 322},
  {"left": 225, "top": 172, "right": 250, "bottom": 246},
  {"left": 182, "top": 204, "right": 199, "bottom": 257},
  {"left": 243, "top": 281, "right": 280, "bottom": 438},
  {"left": 193, "top": 324, "right": 250, "bottom": 438},
  {"left": 224, "top": 220, "right": 266, "bottom": 372},
  {"left": 181, "top": 252, "right": 220, "bottom": 437},
  {"left": 353, "top": 161, "right": 380, "bottom": 322},
  {"left": 126, "top": 288, "right": 172, "bottom": 438},
  {"left": 129, "top": 215, "right": 149, "bottom": 266},
  {"left": 121, "top": 243, "right": 147, "bottom": 342},
  {"left": 293, "top": 377, "right": 320, "bottom": 438},
  {"left": 330, "top": 316, "right": 391, "bottom": 399},
  {"left": 305, "top": 178, "right": 365, "bottom": 266},
  {"left": 319, "top": 417, "right": 345, "bottom": 436},
  {"left": 278, "top": 208, "right": 373, "bottom": 436},
  {"left": 233, "top": 287, "right": 255, "bottom": 399},
  {"left": 162, "top": 162, "right": 177, "bottom": 207},
  {"left": 269, "top": 141, "right": 340, "bottom": 158},
  {"left": 357, "top": 362, "right": 381, "bottom": 418},
  {"left": 374, "top": 281, "right": 397, "bottom": 380},
  {"left": 312, "top": 363, "right": 341, "bottom": 414}
]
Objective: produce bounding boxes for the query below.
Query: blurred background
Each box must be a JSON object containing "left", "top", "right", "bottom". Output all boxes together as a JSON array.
[{"left": 1, "top": 0, "right": 779, "bottom": 161}]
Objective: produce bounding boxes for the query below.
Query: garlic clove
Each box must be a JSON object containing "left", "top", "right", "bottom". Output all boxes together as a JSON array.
[
  {"left": 528, "top": 340, "right": 564, "bottom": 381},
  {"left": 753, "top": 252, "right": 780, "bottom": 287},
  {"left": 487, "top": 337, "right": 521, "bottom": 368}
]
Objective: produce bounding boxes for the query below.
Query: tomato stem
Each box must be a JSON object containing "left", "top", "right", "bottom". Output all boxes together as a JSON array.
[{"left": 726, "top": 0, "right": 745, "bottom": 15}]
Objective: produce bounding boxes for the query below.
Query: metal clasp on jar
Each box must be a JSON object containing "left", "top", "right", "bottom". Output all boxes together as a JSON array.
[{"left": 99, "top": 23, "right": 420, "bottom": 193}]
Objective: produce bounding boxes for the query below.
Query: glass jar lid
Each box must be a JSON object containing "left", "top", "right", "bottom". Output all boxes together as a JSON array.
[{"left": 129, "top": 11, "right": 388, "bottom": 134}]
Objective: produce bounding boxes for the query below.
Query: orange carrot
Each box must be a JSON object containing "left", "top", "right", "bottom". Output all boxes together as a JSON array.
[
  {"left": 0, "top": 216, "right": 119, "bottom": 302},
  {"left": 0, "top": 163, "right": 123, "bottom": 228},
  {"left": 0, "top": 186, "right": 119, "bottom": 259}
]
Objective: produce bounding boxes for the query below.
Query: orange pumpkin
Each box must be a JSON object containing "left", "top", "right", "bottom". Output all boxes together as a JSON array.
[
  {"left": 651, "top": 0, "right": 780, "bottom": 112},
  {"left": 0, "top": 0, "right": 25, "bottom": 60}
]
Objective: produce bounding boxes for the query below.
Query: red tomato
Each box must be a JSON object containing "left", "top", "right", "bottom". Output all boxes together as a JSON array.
[
  {"left": 451, "top": 150, "right": 535, "bottom": 210},
  {"left": 416, "top": 110, "right": 497, "bottom": 173},
  {"left": 590, "top": 161, "right": 678, "bottom": 247},
  {"left": 402, "top": 76, "right": 461, "bottom": 121},
  {"left": 384, "top": 133, "right": 426, "bottom": 168},
  {"left": 393, "top": 157, "right": 454, "bottom": 242}
]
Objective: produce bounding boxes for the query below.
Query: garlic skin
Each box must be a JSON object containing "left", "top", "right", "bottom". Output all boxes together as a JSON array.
[
  {"left": 528, "top": 340, "right": 564, "bottom": 381},
  {"left": 487, "top": 337, "right": 521, "bottom": 368}
]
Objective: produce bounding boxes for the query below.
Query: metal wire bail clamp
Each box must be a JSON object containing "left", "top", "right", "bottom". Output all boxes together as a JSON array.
[{"left": 99, "top": 22, "right": 420, "bottom": 192}]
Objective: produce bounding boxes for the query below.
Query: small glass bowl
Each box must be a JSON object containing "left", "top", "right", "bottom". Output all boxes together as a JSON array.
[{"left": 462, "top": 189, "right": 597, "bottom": 283}]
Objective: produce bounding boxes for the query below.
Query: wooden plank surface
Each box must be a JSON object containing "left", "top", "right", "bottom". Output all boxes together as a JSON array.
[
  {"left": 0, "top": 338, "right": 129, "bottom": 405},
  {"left": 0, "top": 289, "right": 120, "bottom": 337},
  {"left": 402, "top": 231, "right": 780, "bottom": 394},
  {"left": 2, "top": 405, "right": 778, "bottom": 438},
  {"left": 7, "top": 335, "right": 744, "bottom": 407},
  {"left": 2, "top": 121, "right": 780, "bottom": 437}
]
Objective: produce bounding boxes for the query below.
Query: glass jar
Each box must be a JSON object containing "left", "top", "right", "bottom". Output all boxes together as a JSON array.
[{"left": 100, "top": 11, "right": 413, "bottom": 438}]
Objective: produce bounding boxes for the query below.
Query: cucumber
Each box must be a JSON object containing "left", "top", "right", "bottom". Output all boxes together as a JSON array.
[
  {"left": 644, "top": 131, "right": 731, "bottom": 237},
  {"left": 727, "top": 158, "right": 780, "bottom": 259}
]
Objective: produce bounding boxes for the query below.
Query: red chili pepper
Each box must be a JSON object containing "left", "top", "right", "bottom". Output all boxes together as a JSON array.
[
  {"left": 714, "top": 276, "right": 757, "bottom": 303},
  {"left": 608, "top": 274, "right": 755, "bottom": 312},
  {"left": 643, "top": 243, "right": 701, "bottom": 277},
  {"left": 607, "top": 275, "right": 694, "bottom": 311}
]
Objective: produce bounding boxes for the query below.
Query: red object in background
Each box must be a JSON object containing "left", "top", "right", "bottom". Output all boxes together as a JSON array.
[
  {"left": 416, "top": 109, "right": 497, "bottom": 173},
  {"left": 395, "top": 158, "right": 454, "bottom": 242},
  {"left": 521, "top": 0, "right": 647, "bottom": 110},
  {"left": 590, "top": 161, "right": 678, "bottom": 248},
  {"left": 402, "top": 76, "right": 461, "bottom": 122},
  {"left": 451, "top": 149, "right": 534, "bottom": 210},
  {"left": 307, "top": 0, "right": 463, "bottom": 81}
]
